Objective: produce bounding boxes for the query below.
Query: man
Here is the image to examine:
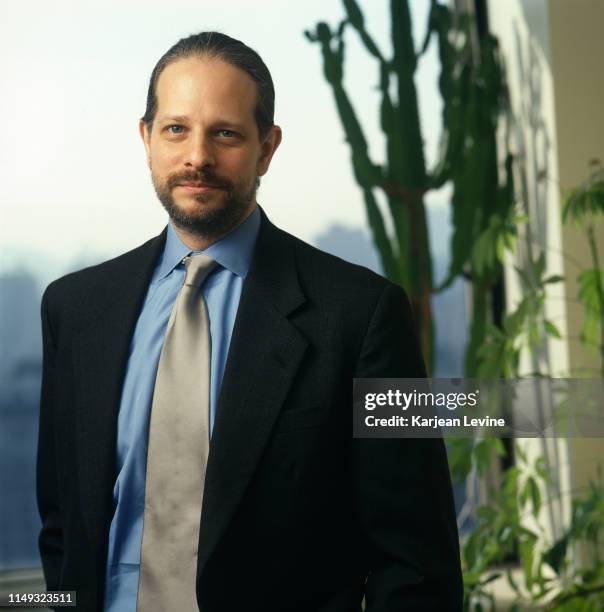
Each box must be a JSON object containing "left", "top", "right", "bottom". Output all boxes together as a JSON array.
[{"left": 37, "top": 32, "right": 463, "bottom": 611}]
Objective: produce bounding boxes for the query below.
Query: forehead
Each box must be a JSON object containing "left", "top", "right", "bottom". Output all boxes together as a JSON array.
[{"left": 155, "top": 56, "right": 257, "bottom": 121}]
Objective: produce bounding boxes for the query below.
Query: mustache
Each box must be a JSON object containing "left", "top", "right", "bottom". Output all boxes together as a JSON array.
[{"left": 166, "top": 170, "right": 233, "bottom": 190}]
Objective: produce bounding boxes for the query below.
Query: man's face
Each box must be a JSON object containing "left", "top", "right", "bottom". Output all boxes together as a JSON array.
[{"left": 140, "top": 56, "right": 281, "bottom": 240}]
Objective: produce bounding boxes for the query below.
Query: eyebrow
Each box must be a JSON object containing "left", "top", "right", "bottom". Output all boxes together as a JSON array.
[
  {"left": 157, "top": 115, "right": 246, "bottom": 131},
  {"left": 158, "top": 115, "right": 190, "bottom": 124}
]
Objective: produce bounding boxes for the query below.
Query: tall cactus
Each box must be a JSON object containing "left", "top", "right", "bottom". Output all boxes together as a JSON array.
[{"left": 306, "top": 0, "right": 514, "bottom": 375}]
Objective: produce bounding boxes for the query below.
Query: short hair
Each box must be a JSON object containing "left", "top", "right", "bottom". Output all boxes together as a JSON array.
[{"left": 142, "top": 31, "right": 275, "bottom": 139}]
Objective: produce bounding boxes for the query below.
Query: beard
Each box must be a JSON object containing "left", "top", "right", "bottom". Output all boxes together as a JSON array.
[{"left": 151, "top": 167, "right": 257, "bottom": 240}]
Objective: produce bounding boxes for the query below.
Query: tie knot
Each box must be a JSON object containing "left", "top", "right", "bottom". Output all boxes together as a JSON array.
[{"left": 183, "top": 255, "right": 217, "bottom": 288}]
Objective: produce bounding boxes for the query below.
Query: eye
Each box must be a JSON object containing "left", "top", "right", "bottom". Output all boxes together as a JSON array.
[
  {"left": 167, "top": 125, "right": 184, "bottom": 134},
  {"left": 217, "top": 129, "right": 236, "bottom": 138}
]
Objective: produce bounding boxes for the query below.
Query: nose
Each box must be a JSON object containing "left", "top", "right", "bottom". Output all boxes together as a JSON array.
[{"left": 184, "top": 130, "right": 215, "bottom": 170}]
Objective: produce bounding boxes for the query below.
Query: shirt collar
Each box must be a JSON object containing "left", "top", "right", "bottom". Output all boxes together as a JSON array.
[{"left": 153, "top": 205, "right": 261, "bottom": 282}]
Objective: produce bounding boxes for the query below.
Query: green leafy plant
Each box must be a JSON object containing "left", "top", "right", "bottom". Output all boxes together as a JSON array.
[
  {"left": 459, "top": 164, "right": 604, "bottom": 610},
  {"left": 562, "top": 161, "right": 604, "bottom": 376},
  {"left": 462, "top": 448, "right": 553, "bottom": 610},
  {"left": 543, "top": 466, "right": 604, "bottom": 610},
  {"left": 477, "top": 250, "right": 564, "bottom": 380}
]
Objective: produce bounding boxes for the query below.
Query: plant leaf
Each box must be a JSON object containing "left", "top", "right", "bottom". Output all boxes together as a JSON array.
[{"left": 544, "top": 319, "right": 561, "bottom": 339}]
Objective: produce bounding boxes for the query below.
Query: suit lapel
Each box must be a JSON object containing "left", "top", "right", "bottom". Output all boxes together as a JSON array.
[
  {"left": 73, "top": 229, "right": 167, "bottom": 563},
  {"left": 197, "top": 211, "right": 307, "bottom": 576}
]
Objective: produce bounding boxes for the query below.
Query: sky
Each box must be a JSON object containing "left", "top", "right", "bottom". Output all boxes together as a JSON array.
[{"left": 1, "top": 0, "right": 449, "bottom": 285}]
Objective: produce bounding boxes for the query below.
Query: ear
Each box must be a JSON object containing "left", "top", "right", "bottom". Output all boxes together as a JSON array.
[
  {"left": 139, "top": 119, "right": 152, "bottom": 168},
  {"left": 257, "top": 125, "right": 282, "bottom": 177}
]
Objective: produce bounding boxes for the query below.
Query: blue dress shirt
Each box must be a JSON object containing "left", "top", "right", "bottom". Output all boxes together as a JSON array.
[{"left": 103, "top": 206, "right": 260, "bottom": 612}]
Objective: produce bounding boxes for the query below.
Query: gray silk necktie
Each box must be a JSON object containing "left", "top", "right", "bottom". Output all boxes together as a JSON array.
[{"left": 137, "top": 254, "right": 216, "bottom": 612}]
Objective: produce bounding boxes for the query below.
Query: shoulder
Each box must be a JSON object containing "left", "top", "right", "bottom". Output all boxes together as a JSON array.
[
  {"left": 271, "top": 224, "right": 424, "bottom": 375},
  {"left": 273, "top": 222, "right": 402, "bottom": 305},
  {"left": 42, "top": 229, "right": 166, "bottom": 321},
  {"left": 263, "top": 222, "right": 414, "bottom": 342}
]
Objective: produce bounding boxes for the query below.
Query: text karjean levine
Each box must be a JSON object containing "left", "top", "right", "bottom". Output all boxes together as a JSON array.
[
  {"left": 365, "top": 415, "right": 506, "bottom": 429},
  {"left": 353, "top": 378, "right": 604, "bottom": 439}
]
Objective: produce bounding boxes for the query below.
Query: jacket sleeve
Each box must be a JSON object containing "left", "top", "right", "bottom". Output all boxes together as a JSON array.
[
  {"left": 36, "top": 286, "right": 64, "bottom": 591},
  {"left": 352, "top": 282, "right": 463, "bottom": 611}
]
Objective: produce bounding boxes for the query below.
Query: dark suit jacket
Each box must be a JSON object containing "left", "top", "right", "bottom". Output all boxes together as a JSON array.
[{"left": 37, "top": 209, "right": 463, "bottom": 611}]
